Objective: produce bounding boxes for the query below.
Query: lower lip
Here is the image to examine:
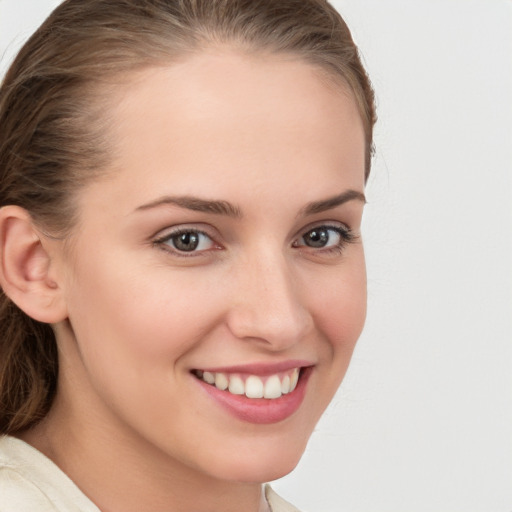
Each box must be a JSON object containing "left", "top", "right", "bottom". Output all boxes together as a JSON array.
[{"left": 195, "top": 367, "right": 312, "bottom": 424}]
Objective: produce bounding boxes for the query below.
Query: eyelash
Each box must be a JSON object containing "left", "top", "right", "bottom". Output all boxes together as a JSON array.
[
  {"left": 293, "top": 224, "right": 357, "bottom": 255},
  {"left": 153, "top": 228, "right": 217, "bottom": 257},
  {"left": 153, "top": 224, "right": 357, "bottom": 258}
]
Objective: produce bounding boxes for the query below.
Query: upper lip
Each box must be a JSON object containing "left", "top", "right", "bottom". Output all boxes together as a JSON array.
[{"left": 193, "top": 360, "right": 314, "bottom": 376}]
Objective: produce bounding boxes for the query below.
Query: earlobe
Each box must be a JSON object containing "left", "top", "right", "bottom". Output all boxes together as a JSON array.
[{"left": 0, "top": 205, "right": 67, "bottom": 323}]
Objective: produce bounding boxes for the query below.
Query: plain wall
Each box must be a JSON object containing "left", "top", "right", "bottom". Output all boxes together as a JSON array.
[{"left": 1, "top": 1, "right": 511, "bottom": 511}]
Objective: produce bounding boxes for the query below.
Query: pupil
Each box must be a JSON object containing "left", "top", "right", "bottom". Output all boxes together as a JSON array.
[
  {"left": 174, "top": 232, "right": 199, "bottom": 251},
  {"left": 306, "top": 229, "right": 328, "bottom": 247}
]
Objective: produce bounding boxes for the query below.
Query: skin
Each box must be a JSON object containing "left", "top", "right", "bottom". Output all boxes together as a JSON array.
[{"left": 22, "top": 49, "right": 367, "bottom": 512}]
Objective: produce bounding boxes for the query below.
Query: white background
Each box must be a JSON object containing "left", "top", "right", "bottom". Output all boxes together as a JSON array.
[{"left": 1, "top": 1, "right": 511, "bottom": 511}]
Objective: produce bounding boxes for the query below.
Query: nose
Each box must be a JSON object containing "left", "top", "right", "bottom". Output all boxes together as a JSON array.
[{"left": 225, "top": 252, "right": 313, "bottom": 351}]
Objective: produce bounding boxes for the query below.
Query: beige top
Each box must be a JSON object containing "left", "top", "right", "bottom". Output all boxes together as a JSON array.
[{"left": 0, "top": 435, "right": 301, "bottom": 512}]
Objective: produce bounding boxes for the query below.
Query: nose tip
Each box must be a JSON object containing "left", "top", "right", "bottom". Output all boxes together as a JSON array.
[{"left": 226, "top": 259, "right": 313, "bottom": 350}]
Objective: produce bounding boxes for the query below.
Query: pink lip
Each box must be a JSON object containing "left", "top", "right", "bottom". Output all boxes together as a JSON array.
[
  {"left": 194, "top": 366, "right": 313, "bottom": 425},
  {"left": 195, "top": 360, "right": 313, "bottom": 376}
]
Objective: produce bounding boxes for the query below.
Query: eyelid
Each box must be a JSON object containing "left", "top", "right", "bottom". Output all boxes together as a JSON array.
[
  {"left": 151, "top": 222, "right": 219, "bottom": 241},
  {"left": 292, "top": 221, "right": 358, "bottom": 253},
  {"left": 294, "top": 219, "right": 352, "bottom": 240},
  {"left": 152, "top": 224, "right": 222, "bottom": 257}
]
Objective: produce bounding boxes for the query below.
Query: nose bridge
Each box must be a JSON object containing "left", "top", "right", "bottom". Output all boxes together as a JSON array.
[{"left": 227, "top": 247, "right": 312, "bottom": 348}]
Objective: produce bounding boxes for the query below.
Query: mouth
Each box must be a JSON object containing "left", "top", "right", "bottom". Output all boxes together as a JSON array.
[
  {"left": 192, "top": 367, "right": 301, "bottom": 400},
  {"left": 191, "top": 364, "right": 312, "bottom": 424}
]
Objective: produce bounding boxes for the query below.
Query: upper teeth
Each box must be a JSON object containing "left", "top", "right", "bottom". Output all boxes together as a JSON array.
[{"left": 197, "top": 368, "right": 300, "bottom": 399}]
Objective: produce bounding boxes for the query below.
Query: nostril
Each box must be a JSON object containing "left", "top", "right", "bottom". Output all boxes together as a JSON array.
[{"left": 225, "top": 302, "right": 312, "bottom": 348}]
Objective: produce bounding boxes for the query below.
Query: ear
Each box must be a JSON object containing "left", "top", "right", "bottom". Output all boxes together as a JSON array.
[{"left": 0, "top": 205, "right": 68, "bottom": 323}]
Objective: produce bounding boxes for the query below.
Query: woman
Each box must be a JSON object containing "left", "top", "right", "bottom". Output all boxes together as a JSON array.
[{"left": 0, "top": 1, "right": 376, "bottom": 510}]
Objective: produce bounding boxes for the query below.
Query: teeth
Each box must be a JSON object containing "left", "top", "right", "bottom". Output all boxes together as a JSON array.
[
  {"left": 290, "top": 368, "right": 299, "bottom": 392},
  {"left": 264, "top": 375, "right": 282, "bottom": 399},
  {"left": 214, "top": 372, "right": 228, "bottom": 391},
  {"left": 281, "top": 375, "right": 291, "bottom": 394},
  {"left": 245, "top": 375, "right": 264, "bottom": 398},
  {"left": 196, "top": 368, "right": 302, "bottom": 400},
  {"left": 203, "top": 371, "right": 215, "bottom": 385},
  {"left": 228, "top": 375, "right": 245, "bottom": 395}
]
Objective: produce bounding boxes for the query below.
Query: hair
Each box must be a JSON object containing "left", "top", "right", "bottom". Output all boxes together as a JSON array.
[{"left": 0, "top": 0, "right": 376, "bottom": 435}]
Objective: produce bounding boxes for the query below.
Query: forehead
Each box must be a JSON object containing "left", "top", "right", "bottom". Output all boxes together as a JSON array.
[{"left": 86, "top": 50, "right": 365, "bottom": 209}]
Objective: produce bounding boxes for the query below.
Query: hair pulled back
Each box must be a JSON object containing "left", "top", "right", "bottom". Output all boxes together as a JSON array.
[{"left": 0, "top": 0, "right": 376, "bottom": 435}]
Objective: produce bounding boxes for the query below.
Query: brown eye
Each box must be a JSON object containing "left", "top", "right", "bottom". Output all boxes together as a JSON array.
[
  {"left": 159, "top": 230, "right": 215, "bottom": 253},
  {"left": 298, "top": 227, "right": 342, "bottom": 249},
  {"left": 294, "top": 224, "right": 354, "bottom": 252},
  {"left": 302, "top": 228, "right": 331, "bottom": 248},
  {"left": 172, "top": 232, "right": 200, "bottom": 251}
]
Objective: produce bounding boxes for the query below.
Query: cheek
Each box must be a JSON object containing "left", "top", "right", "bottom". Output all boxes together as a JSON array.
[
  {"left": 66, "top": 252, "right": 220, "bottom": 360},
  {"left": 310, "top": 250, "right": 367, "bottom": 358},
  {"left": 61, "top": 256, "right": 220, "bottom": 422}
]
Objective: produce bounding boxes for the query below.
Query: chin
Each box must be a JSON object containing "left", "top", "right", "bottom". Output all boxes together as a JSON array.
[
  {"left": 210, "top": 436, "right": 308, "bottom": 484},
  {"left": 228, "top": 458, "right": 302, "bottom": 484}
]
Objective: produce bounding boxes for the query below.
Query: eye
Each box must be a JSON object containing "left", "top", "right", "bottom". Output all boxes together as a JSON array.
[
  {"left": 155, "top": 228, "right": 216, "bottom": 254},
  {"left": 294, "top": 224, "right": 354, "bottom": 251}
]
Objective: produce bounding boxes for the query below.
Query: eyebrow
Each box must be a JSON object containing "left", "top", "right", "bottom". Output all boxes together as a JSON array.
[
  {"left": 299, "top": 189, "right": 366, "bottom": 216},
  {"left": 135, "top": 195, "right": 242, "bottom": 218},
  {"left": 135, "top": 189, "right": 365, "bottom": 218}
]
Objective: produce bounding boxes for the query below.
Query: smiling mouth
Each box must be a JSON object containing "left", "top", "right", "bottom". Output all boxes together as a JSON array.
[{"left": 192, "top": 368, "right": 301, "bottom": 400}]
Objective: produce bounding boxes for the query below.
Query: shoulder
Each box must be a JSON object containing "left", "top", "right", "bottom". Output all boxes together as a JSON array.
[
  {"left": 0, "top": 435, "right": 99, "bottom": 512},
  {"left": 0, "top": 466, "right": 56, "bottom": 512},
  {"left": 0, "top": 436, "right": 56, "bottom": 512},
  {"left": 265, "top": 484, "right": 304, "bottom": 512}
]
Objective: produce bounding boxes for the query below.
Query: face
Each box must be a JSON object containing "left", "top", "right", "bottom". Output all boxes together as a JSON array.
[{"left": 52, "top": 50, "right": 367, "bottom": 484}]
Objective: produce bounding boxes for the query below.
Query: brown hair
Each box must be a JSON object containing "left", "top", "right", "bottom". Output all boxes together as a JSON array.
[{"left": 0, "top": 0, "right": 376, "bottom": 434}]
